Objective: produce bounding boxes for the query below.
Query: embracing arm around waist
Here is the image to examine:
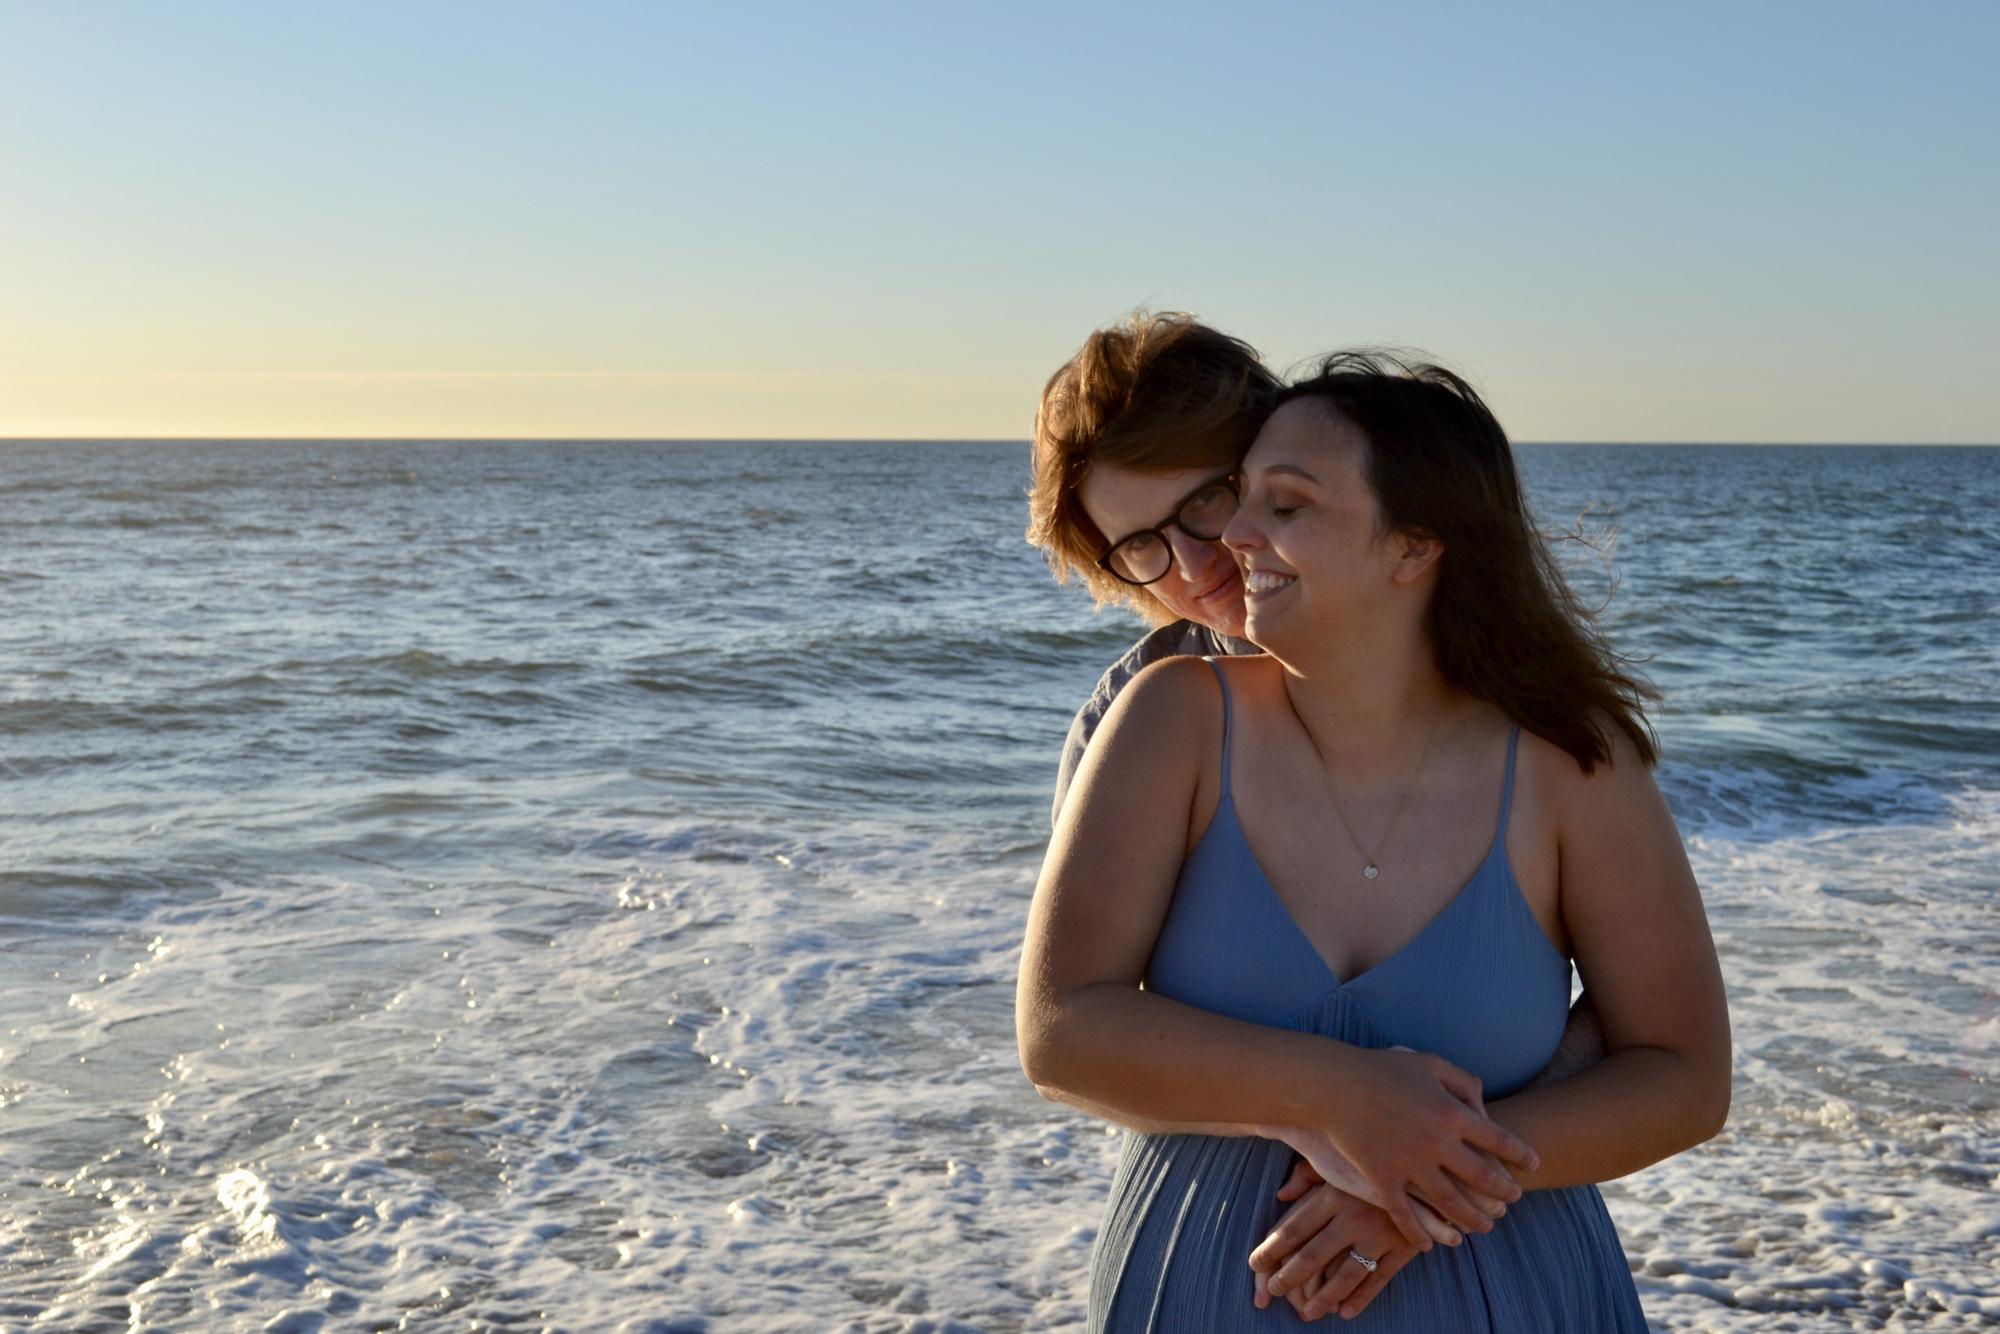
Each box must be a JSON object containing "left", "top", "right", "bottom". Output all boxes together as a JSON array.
[
  {"left": 1484, "top": 728, "right": 1732, "bottom": 1190},
  {"left": 1020, "top": 657, "right": 1351, "bottom": 1128},
  {"left": 1043, "top": 652, "right": 1319, "bottom": 1140}
]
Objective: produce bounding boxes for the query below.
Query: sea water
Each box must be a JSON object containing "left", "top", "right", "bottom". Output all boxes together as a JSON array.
[{"left": 0, "top": 440, "right": 1994, "bottom": 1331}]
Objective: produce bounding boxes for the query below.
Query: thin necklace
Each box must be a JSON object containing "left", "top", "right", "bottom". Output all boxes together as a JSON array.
[{"left": 1305, "top": 706, "right": 1445, "bottom": 881}]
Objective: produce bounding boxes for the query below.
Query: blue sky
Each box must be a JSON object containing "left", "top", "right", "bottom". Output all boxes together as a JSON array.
[{"left": 2, "top": 1, "right": 1994, "bottom": 440}]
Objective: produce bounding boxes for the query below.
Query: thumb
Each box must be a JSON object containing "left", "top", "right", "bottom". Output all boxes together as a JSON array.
[
  {"left": 1386, "top": 1197, "right": 1433, "bottom": 1251},
  {"left": 1276, "top": 1159, "right": 1316, "bottom": 1201}
]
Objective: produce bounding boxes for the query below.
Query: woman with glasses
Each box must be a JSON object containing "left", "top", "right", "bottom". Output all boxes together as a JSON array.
[
  {"left": 1019, "top": 334, "right": 1730, "bottom": 1328},
  {"left": 1028, "top": 314, "right": 1276, "bottom": 826}
]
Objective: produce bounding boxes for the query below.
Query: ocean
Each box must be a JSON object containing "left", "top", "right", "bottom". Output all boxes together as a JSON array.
[{"left": 0, "top": 440, "right": 1994, "bottom": 1331}]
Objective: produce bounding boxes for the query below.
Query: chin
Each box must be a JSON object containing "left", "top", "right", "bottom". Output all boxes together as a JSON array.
[{"left": 1240, "top": 608, "right": 1289, "bottom": 655}]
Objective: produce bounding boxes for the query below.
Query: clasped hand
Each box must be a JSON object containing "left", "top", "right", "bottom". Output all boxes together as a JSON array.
[{"left": 1250, "top": 1046, "right": 1534, "bottom": 1320}]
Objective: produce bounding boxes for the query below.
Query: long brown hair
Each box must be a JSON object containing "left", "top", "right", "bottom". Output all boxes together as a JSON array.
[
  {"left": 1282, "top": 351, "right": 1658, "bottom": 771},
  {"left": 1028, "top": 312, "right": 1279, "bottom": 622}
]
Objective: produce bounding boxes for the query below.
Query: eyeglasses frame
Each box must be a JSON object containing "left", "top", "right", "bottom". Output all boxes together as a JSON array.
[{"left": 1093, "top": 471, "right": 1241, "bottom": 587}]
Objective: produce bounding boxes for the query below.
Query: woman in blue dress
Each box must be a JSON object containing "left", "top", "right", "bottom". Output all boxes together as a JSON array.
[{"left": 1016, "top": 351, "right": 1731, "bottom": 1329}]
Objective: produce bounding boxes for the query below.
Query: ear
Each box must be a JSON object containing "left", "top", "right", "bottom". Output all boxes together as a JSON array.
[{"left": 1388, "top": 530, "right": 1443, "bottom": 585}]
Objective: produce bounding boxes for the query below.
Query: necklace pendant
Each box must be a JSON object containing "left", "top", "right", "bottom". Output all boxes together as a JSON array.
[{"left": 1363, "top": 863, "right": 1380, "bottom": 880}]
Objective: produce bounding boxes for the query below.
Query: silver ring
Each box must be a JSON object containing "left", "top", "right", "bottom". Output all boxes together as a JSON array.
[{"left": 1348, "top": 1249, "right": 1378, "bottom": 1273}]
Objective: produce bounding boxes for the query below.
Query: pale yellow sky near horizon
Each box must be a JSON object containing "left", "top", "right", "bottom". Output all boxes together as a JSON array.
[
  {"left": 5, "top": 356, "right": 1989, "bottom": 445},
  {"left": 0, "top": 369, "right": 1034, "bottom": 441}
]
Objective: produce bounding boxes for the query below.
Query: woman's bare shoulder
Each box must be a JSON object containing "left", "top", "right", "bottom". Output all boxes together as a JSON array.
[
  {"left": 1104, "top": 652, "right": 1224, "bottom": 716},
  {"left": 1195, "top": 649, "right": 1291, "bottom": 713},
  {"left": 1095, "top": 653, "right": 1226, "bottom": 749},
  {"left": 1061, "top": 656, "right": 1225, "bottom": 822},
  {"left": 1515, "top": 714, "right": 1657, "bottom": 799}
]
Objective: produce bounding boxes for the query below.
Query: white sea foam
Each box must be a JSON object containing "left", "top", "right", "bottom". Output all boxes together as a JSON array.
[
  {"left": 1605, "top": 786, "right": 2000, "bottom": 1330},
  {"left": 0, "top": 820, "right": 1106, "bottom": 1329},
  {"left": 3, "top": 790, "right": 1994, "bottom": 1329}
]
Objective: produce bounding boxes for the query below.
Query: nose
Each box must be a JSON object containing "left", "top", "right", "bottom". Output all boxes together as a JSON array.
[
  {"left": 1165, "top": 528, "right": 1221, "bottom": 580},
  {"left": 1221, "top": 503, "right": 1263, "bottom": 557}
]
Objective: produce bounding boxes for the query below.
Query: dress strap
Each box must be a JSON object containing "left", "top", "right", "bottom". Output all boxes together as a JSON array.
[
  {"left": 1201, "top": 657, "right": 1234, "bottom": 801},
  {"left": 1492, "top": 726, "right": 1523, "bottom": 851}
]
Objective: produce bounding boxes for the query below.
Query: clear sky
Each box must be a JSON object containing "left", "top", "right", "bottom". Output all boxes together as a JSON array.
[{"left": 3, "top": 1, "right": 1995, "bottom": 442}]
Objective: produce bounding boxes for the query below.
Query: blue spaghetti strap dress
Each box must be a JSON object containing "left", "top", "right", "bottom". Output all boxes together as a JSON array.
[{"left": 1086, "top": 660, "right": 1647, "bottom": 1331}]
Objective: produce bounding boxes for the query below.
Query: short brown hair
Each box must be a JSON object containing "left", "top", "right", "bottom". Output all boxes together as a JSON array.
[{"left": 1027, "top": 312, "right": 1279, "bottom": 622}]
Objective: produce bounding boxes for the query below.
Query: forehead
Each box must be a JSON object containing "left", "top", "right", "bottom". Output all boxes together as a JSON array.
[
  {"left": 1243, "top": 399, "right": 1370, "bottom": 484},
  {"left": 1075, "top": 462, "right": 1228, "bottom": 538}
]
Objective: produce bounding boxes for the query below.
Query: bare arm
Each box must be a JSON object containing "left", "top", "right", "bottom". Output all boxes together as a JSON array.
[
  {"left": 1483, "top": 732, "right": 1731, "bottom": 1189},
  {"left": 1033, "top": 1083, "right": 1279, "bottom": 1139},
  {"left": 1046, "top": 992, "right": 1601, "bottom": 1144},
  {"left": 1017, "top": 659, "right": 1539, "bottom": 1246}
]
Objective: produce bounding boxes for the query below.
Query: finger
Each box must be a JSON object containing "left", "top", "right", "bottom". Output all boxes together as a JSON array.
[
  {"left": 1275, "top": 1157, "right": 1318, "bottom": 1203},
  {"left": 1463, "top": 1114, "right": 1540, "bottom": 1174},
  {"left": 1252, "top": 1265, "right": 1270, "bottom": 1311},
  {"left": 1301, "top": 1246, "right": 1389, "bottom": 1321},
  {"left": 1250, "top": 1186, "right": 1342, "bottom": 1276},
  {"left": 1449, "top": 1146, "right": 1521, "bottom": 1209},
  {"left": 1444, "top": 1175, "right": 1508, "bottom": 1223},
  {"left": 1415, "top": 1169, "right": 1492, "bottom": 1236},
  {"left": 1433, "top": 1060, "right": 1485, "bottom": 1113},
  {"left": 1411, "top": 1198, "right": 1463, "bottom": 1249},
  {"left": 1459, "top": 1185, "right": 1508, "bottom": 1223},
  {"left": 1460, "top": 1150, "right": 1514, "bottom": 1217},
  {"left": 1292, "top": 1269, "right": 1326, "bottom": 1322},
  {"left": 1338, "top": 1244, "right": 1421, "bottom": 1320},
  {"left": 1270, "top": 1208, "right": 1359, "bottom": 1297},
  {"left": 1383, "top": 1191, "right": 1434, "bottom": 1251}
]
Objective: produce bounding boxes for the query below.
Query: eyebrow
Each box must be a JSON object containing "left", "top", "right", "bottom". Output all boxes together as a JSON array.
[
  {"left": 1108, "top": 469, "right": 1237, "bottom": 544},
  {"left": 1249, "top": 463, "right": 1321, "bottom": 484}
]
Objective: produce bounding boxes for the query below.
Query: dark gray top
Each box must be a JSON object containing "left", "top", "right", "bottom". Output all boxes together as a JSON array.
[{"left": 1051, "top": 620, "right": 1257, "bottom": 825}]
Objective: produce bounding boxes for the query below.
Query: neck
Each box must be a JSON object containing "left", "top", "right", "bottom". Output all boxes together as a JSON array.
[{"left": 1274, "top": 616, "right": 1455, "bottom": 775}]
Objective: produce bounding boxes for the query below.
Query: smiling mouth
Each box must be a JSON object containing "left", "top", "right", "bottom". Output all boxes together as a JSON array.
[
  {"left": 1194, "top": 567, "right": 1242, "bottom": 602},
  {"left": 1243, "top": 570, "right": 1296, "bottom": 598}
]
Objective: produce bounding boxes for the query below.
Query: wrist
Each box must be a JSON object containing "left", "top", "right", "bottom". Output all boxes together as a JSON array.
[{"left": 1277, "top": 1036, "right": 1366, "bottom": 1128}]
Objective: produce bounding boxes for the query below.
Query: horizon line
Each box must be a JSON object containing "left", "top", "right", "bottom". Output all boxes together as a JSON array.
[{"left": 2, "top": 435, "right": 1995, "bottom": 448}]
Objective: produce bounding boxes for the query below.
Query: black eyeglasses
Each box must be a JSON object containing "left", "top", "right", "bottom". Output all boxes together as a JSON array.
[{"left": 1096, "top": 474, "right": 1240, "bottom": 586}]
